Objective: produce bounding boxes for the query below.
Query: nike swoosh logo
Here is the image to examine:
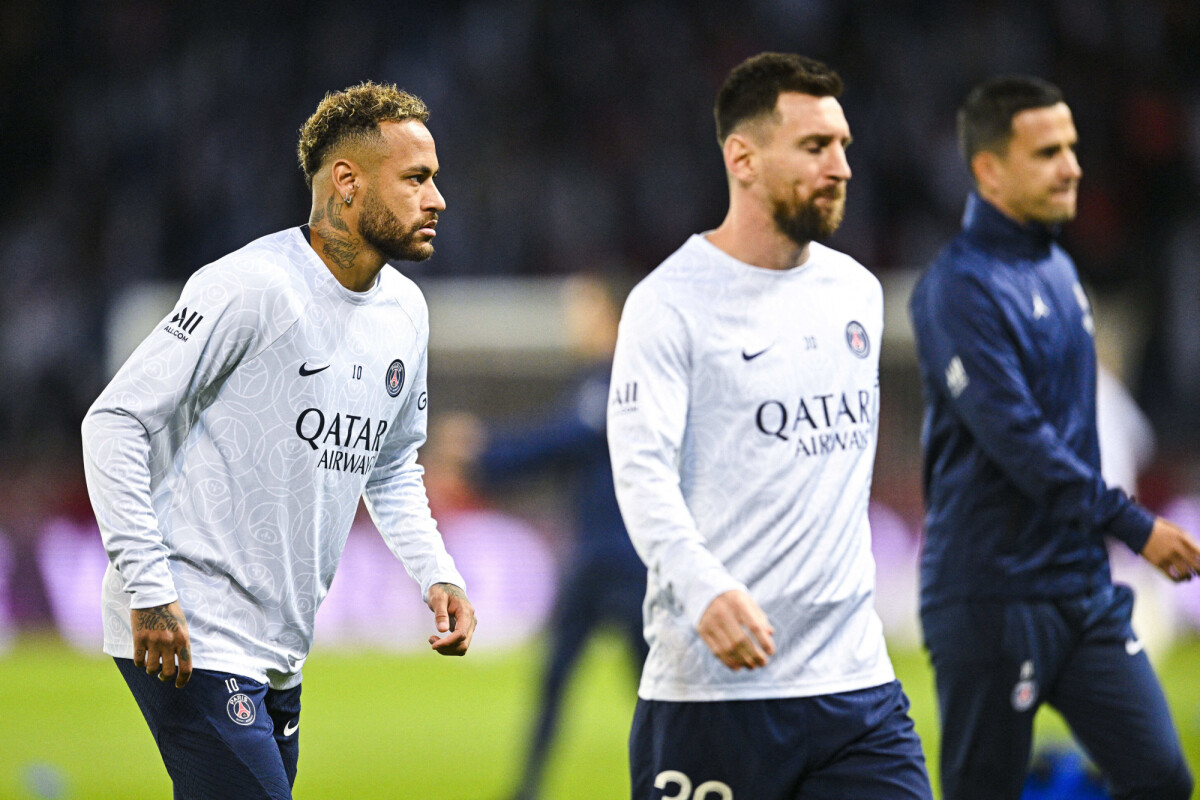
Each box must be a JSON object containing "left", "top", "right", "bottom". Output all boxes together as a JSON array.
[
  {"left": 299, "top": 362, "right": 330, "bottom": 377},
  {"left": 742, "top": 348, "right": 770, "bottom": 361},
  {"left": 283, "top": 719, "right": 299, "bottom": 736},
  {"left": 1125, "top": 638, "right": 1144, "bottom": 656}
]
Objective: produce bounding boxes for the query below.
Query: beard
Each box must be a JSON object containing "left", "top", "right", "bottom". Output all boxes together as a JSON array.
[
  {"left": 772, "top": 186, "right": 846, "bottom": 245},
  {"left": 358, "top": 188, "right": 436, "bottom": 263}
]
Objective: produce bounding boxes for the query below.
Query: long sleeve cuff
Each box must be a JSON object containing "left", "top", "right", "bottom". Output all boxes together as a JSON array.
[
  {"left": 660, "top": 541, "right": 748, "bottom": 629},
  {"left": 1106, "top": 501, "right": 1155, "bottom": 555}
]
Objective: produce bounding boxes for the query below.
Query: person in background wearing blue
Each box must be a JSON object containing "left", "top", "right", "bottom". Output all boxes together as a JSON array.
[
  {"left": 440, "top": 272, "right": 646, "bottom": 800},
  {"left": 910, "top": 75, "right": 1200, "bottom": 800}
]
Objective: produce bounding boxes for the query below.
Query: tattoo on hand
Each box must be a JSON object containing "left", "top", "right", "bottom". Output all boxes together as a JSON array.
[
  {"left": 437, "top": 583, "right": 467, "bottom": 602},
  {"left": 136, "top": 605, "right": 184, "bottom": 633}
]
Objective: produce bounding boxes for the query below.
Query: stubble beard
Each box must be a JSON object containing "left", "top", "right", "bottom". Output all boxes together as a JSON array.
[
  {"left": 773, "top": 188, "right": 846, "bottom": 245},
  {"left": 358, "top": 188, "right": 436, "bottom": 263},
  {"left": 1036, "top": 188, "right": 1078, "bottom": 227}
]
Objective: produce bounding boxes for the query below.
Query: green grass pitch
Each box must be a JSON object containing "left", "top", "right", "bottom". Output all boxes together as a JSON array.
[{"left": 4, "top": 632, "right": 1200, "bottom": 798}]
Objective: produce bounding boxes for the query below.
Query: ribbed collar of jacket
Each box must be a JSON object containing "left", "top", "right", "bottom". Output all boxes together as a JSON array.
[{"left": 961, "top": 192, "right": 1058, "bottom": 260}]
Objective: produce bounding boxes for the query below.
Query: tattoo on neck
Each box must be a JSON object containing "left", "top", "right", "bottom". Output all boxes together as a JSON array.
[
  {"left": 136, "top": 604, "right": 184, "bottom": 633},
  {"left": 327, "top": 195, "right": 350, "bottom": 232},
  {"left": 323, "top": 237, "right": 359, "bottom": 271},
  {"left": 312, "top": 195, "right": 360, "bottom": 271}
]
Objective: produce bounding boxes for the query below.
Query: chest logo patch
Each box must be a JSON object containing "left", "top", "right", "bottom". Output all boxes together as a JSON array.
[
  {"left": 386, "top": 359, "right": 405, "bottom": 397},
  {"left": 845, "top": 321, "right": 870, "bottom": 358},
  {"left": 1032, "top": 292, "right": 1051, "bottom": 320},
  {"left": 1011, "top": 660, "right": 1038, "bottom": 712},
  {"left": 945, "top": 355, "right": 970, "bottom": 398}
]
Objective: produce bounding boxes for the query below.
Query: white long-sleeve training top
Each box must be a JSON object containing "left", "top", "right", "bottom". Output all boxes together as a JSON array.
[
  {"left": 608, "top": 233, "right": 894, "bottom": 701},
  {"left": 82, "top": 227, "right": 463, "bottom": 689}
]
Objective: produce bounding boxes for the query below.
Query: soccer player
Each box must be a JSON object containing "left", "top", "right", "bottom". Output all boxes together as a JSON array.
[
  {"left": 441, "top": 272, "right": 647, "bottom": 800},
  {"left": 910, "top": 76, "right": 1199, "bottom": 800},
  {"left": 80, "top": 82, "right": 477, "bottom": 799},
  {"left": 607, "top": 53, "right": 932, "bottom": 799}
]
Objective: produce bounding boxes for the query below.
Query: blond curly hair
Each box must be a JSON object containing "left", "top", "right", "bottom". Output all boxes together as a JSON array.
[{"left": 297, "top": 81, "right": 430, "bottom": 189}]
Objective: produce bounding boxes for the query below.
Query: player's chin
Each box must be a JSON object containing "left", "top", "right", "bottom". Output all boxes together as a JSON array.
[
  {"left": 1043, "top": 191, "right": 1077, "bottom": 221},
  {"left": 815, "top": 209, "right": 845, "bottom": 239},
  {"left": 389, "top": 241, "right": 436, "bottom": 263},
  {"left": 1038, "top": 204, "right": 1076, "bottom": 226}
]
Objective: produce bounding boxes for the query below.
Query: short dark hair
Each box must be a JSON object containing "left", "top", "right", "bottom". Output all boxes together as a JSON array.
[
  {"left": 297, "top": 81, "right": 430, "bottom": 189},
  {"left": 957, "top": 76, "right": 1064, "bottom": 163},
  {"left": 714, "top": 52, "right": 843, "bottom": 145}
]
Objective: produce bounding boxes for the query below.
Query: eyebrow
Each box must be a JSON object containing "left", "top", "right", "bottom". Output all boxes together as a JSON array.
[
  {"left": 799, "top": 133, "right": 853, "bottom": 147},
  {"left": 1035, "top": 141, "right": 1075, "bottom": 156}
]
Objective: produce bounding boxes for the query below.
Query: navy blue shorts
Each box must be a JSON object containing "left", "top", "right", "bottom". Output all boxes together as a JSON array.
[
  {"left": 922, "top": 583, "right": 1193, "bottom": 800},
  {"left": 116, "top": 658, "right": 301, "bottom": 799},
  {"left": 629, "top": 680, "right": 932, "bottom": 799}
]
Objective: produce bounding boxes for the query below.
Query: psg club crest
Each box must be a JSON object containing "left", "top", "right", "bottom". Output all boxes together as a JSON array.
[
  {"left": 226, "top": 693, "right": 256, "bottom": 726},
  {"left": 1011, "top": 660, "right": 1038, "bottom": 712},
  {"left": 386, "top": 359, "right": 405, "bottom": 397},
  {"left": 845, "top": 321, "right": 870, "bottom": 358}
]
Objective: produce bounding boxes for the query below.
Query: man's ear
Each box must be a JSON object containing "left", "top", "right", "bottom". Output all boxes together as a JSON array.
[
  {"left": 330, "top": 158, "right": 360, "bottom": 205},
  {"left": 971, "top": 150, "right": 1001, "bottom": 196},
  {"left": 723, "top": 132, "right": 758, "bottom": 186}
]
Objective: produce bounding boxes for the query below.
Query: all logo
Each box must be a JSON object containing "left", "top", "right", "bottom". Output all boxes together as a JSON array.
[
  {"left": 169, "top": 307, "right": 204, "bottom": 334},
  {"left": 162, "top": 306, "right": 205, "bottom": 342},
  {"left": 386, "top": 359, "right": 405, "bottom": 398},
  {"left": 845, "top": 321, "right": 869, "bottom": 358},
  {"left": 226, "top": 693, "right": 256, "bottom": 726}
]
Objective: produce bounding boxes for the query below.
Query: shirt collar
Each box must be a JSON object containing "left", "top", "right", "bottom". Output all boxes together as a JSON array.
[{"left": 961, "top": 192, "right": 1058, "bottom": 259}]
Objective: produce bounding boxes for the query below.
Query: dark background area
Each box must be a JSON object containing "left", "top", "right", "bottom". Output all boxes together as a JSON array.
[{"left": 1, "top": 0, "right": 1199, "bottom": 628}]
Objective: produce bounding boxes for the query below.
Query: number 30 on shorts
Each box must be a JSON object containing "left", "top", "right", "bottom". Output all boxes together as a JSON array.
[{"left": 654, "top": 770, "right": 733, "bottom": 799}]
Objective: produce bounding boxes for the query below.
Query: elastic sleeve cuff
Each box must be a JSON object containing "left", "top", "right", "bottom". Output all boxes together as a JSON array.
[
  {"left": 129, "top": 588, "right": 180, "bottom": 610},
  {"left": 1107, "top": 501, "right": 1155, "bottom": 555},
  {"left": 126, "top": 558, "right": 179, "bottom": 610},
  {"left": 682, "top": 567, "right": 749, "bottom": 630}
]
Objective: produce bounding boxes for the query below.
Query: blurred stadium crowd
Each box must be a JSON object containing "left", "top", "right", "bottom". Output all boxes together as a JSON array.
[{"left": 1, "top": 0, "right": 1198, "bottom": 634}]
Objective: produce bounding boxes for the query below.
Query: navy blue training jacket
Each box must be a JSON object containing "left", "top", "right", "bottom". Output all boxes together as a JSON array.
[
  {"left": 910, "top": 193, "right": 1154, "bottom": 611},
  {"left": 477, "top": 363, "right": 643, "bottom": 570}
]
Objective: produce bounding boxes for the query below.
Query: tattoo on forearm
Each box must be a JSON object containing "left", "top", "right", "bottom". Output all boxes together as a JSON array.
[{"left": 136, "top": 605, "right": 184, "bottom": 633}]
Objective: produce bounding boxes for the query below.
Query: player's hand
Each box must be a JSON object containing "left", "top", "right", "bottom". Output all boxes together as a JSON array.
[
  {"left": 1140, "top": 517, "right": 1200, "bottom": 583},
  {"left": 697, "top": 590, "right": 775, "bottom": 671},
  {"left": 426, "top": 583, "right": 477, "bottom": 656},
  {"left": 131, "top": 601, "right": 192, "bottom": 688}
]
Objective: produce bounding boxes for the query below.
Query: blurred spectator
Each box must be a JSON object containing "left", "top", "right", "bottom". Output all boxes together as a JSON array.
[
  {"left": 4, "top": 0, "right": 1199, "bottom": 625},
  {"left": 436, "top": 272, "right": 645, "bottom": 800}
]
